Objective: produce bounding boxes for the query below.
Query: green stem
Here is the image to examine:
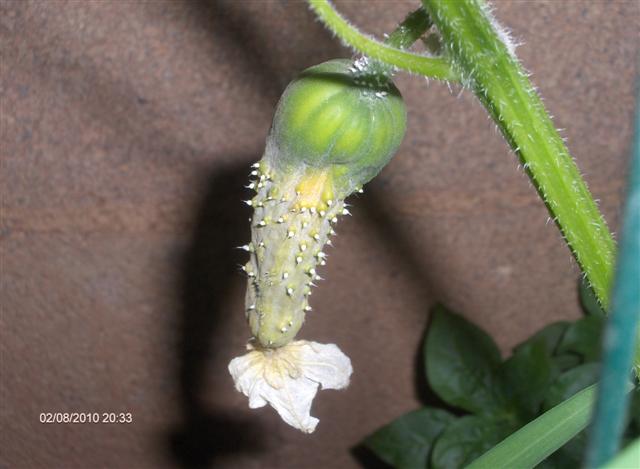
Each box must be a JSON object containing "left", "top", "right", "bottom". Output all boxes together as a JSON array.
[
  {"left": 421, "top": 0, "right": 616, "bottom": 308},
  {"left": 467, "top": 385, "right": 597, "bottom": 469},
  {"left": 364, "top": 7, "right": 433, "bottom": 77},
  {"left": 307, "top": 0, "right": 457, "bottom": 82},
  {"left": 384, "top": 7, "right": 432, "bottom": 49}
]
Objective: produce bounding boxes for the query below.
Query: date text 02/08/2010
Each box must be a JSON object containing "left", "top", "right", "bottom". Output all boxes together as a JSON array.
[{"left": 39, "top": 412, "right": 133, "bottom": 424}]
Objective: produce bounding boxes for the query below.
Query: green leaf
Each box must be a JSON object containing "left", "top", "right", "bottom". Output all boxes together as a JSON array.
[
  {"left": 467, "top": 385, "right": 597, "bottom": 469},
  {"left": 579, "top": 277, "right": 606, "bottom": 316},
  {"left": 553, "top": 353, "right": 583, "bottom": 372},
  {"left": 542, "top": 430, "right": 588, "bottom": 469},
  {"left": 425, "top": 305, "right": 505, "bottom": 414},
  {"left": 500, "top": 341, "right": 557, "bottom": 420},
  {"left": 363, "top": 407, "right": 455, "bottom": 469},
  {"left": 543, "top": 363, "right": 600, "bottom": 410},
  {"left": 431, "top": 415, "right": 517, "bottom": 469},
  {"left": 514, "top": 321, "right": 570, "bottom": 357},
  {"left": 535, "top": 459, "right": 560, "bottom": 469},
  {"left": 557, "top": 316, "right": 605, "bottom": 362}
]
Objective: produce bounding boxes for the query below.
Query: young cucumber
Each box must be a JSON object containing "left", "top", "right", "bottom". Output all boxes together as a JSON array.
[{"left": 244, "top": 59, "right": 406, "bottom": 348}]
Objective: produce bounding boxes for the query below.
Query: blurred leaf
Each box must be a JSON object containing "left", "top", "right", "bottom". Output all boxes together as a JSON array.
[
  {"left": 363, "top": 407, "right": 455, "bottom": 469},
  {"left": 535, "top": 459, "right": 559, "bottom": 469},
  {"left": 543, "top": 363, "right": 600, "bottom": 410},
  {"left": 500, "top": 341, "right": 557, "bottom": 420},
  {"left": 553, "top": 353, "right": 583, "bottom": 372},
  {"left": 541, "top": 430, "right": 587, "bottom": 469},
  {"left": 514, "top": 321, "right": 570, "bottom": 357},
  {"left": 425, "top": 305, "right": 506, "bottom": 414},
  {"left": 579, "top": 277, "right": 606, "bottom": 316},
  {"left": 431, "top": 415, "right": 517, "bottom": 469},
  {"left": 557, "top": 315, "right": 605, "bottom": 362}
]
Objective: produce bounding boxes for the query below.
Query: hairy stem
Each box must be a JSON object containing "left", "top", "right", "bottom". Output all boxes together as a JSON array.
[
  {"left": 307, "top": 0, "right": 457, "bottom": 81},
  {"left": 422, "top": 0, "right": 615, "bottom": 307},
  {"left": 364, "top": 7, "right": 433, "bottom": 77},
  {"left": 384, "top": 7, "right": 431, "bottom": 49}
]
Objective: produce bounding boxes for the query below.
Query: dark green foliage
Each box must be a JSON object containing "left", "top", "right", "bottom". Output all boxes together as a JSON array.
[
  {"left": 500, "top": 340, "right": 557, "bottom": 420},
  {"left": 557, "top": 316, "right": 605, "bottom": 363},
  {"left": 363, "top": 408, "right": 454, "bottom": 469},
  {"left": 513, "top": 321, "right": 569, "bottom": 356},
  {"left": 543, "top": 364, "right": 600, "bottom": 410},
  {"left": 425, "top": 306, "right": 505, "bottom": 414},
  {"left": 362, "top": 300, "right": 638, "bottom": 469},
  {"left": 431, "top": 415, "right": 516, "bottom": 469}
]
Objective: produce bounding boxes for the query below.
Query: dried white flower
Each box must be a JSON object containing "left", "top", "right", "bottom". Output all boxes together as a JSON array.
[{"left": 228, "top": 340, "right": 352, "bottom": 433}]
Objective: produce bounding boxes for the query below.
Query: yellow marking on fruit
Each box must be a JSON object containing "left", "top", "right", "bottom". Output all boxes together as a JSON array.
[{"left": 294, "top": 169, "right": 334, "bottom": 210}]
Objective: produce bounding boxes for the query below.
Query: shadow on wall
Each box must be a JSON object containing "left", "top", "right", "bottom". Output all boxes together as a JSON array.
[
  {"left": 351, "top": 186, "right": 450, "bottom": 469},
  {"left": 167, "top": 168, "right": 444, "bottom": 469},
  {"left": 164, "top": 1, "right": 347, "bottom": 466},
  {"left": 167, "top": 0, "right": 346, "bottom": 466},
  {"left": 167, "top": 2, "right": 444, "bottom": 467},
  {"left": 358, "top": 182, "right": 449, "bottom": 405},
  {"left": 187, "top": 0, "right": 348, "bottom": 100},
  {"left": 168, "top": 160, "right": 266, "bottom": 468}
]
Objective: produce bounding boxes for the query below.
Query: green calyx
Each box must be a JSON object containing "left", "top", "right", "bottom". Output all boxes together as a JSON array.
[{"left": 268, "top": 59, "right": 407, "bottom": 199}]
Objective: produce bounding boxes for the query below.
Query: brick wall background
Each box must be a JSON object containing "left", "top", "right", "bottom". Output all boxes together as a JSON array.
[{"left": 1, "top": 1, "right": 638, "bottom": 467}]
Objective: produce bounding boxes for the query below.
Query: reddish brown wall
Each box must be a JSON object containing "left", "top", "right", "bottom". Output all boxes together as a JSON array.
[{"left": 1, "top": 1, "right": 638, "bottom": 468}]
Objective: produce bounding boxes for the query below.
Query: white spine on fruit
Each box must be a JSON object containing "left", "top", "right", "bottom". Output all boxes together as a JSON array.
[
  {"left": 229, "top": 158, "right": 354, "bottom": 433},
  {"left": 243, "top": 161, "right": 346, "bottom": 348}
]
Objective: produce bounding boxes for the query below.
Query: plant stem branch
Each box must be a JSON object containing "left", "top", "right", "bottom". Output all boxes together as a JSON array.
[
  {"left": 384, "top": 7, "right": 431, "bottom": 50},
  {"left": 421, "top": 0, "right": 616, "bottom": 308},
  {"left": 307, "top": 0, "right": 457, "bottom": 82}
]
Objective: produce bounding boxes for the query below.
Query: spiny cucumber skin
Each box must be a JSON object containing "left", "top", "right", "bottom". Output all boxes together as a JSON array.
[
  {"left": 242, "top": 59, "right": 407, "bottom": 348},
  {"left": 244, "top": 160, "right": 346, "bottom": 348}
]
